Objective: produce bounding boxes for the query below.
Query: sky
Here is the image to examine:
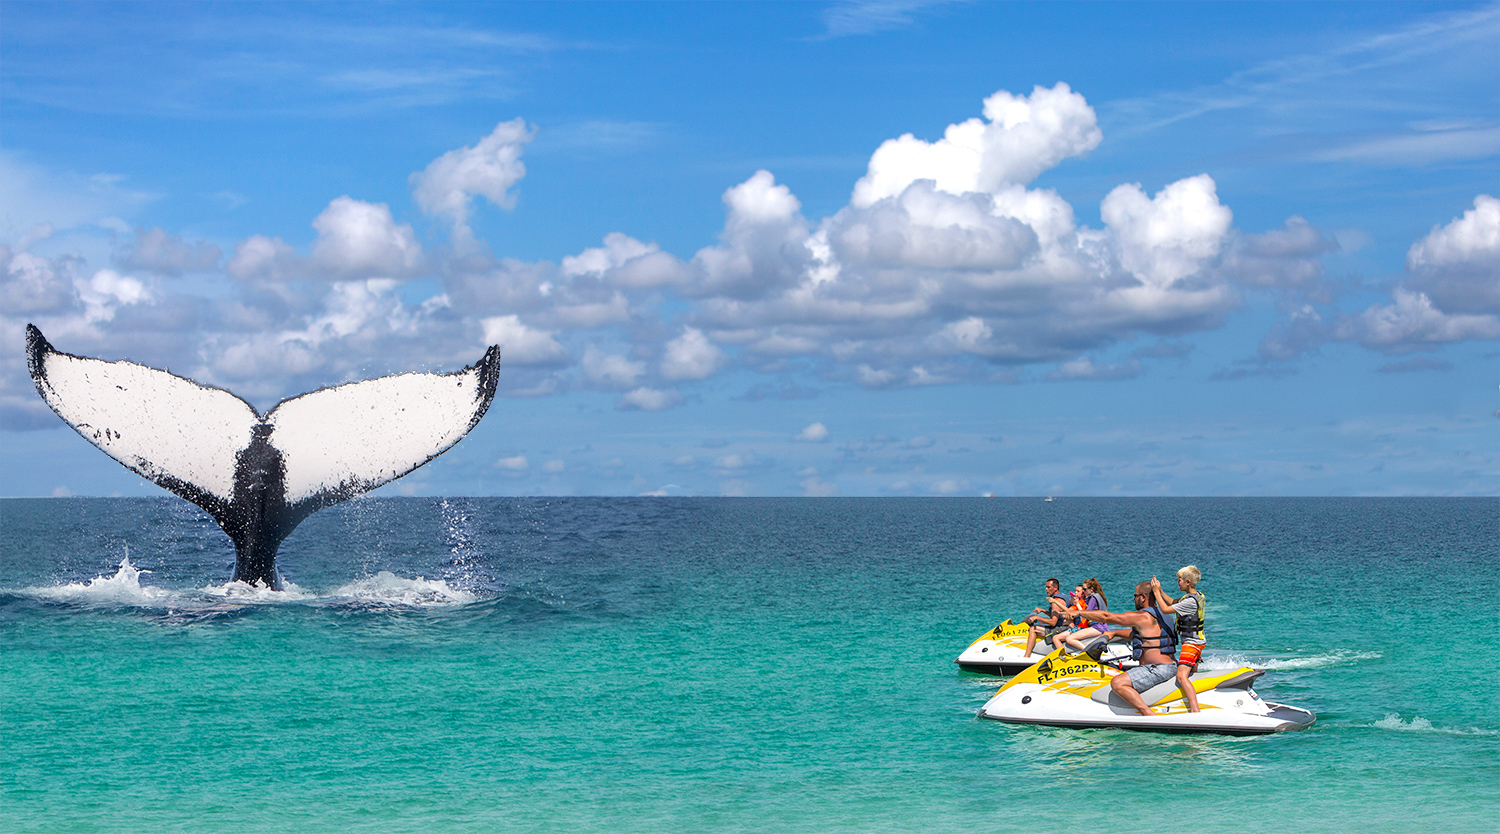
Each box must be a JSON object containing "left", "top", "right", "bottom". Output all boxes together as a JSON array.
[{"left": 1, "top": 1, "right": 1496, "bottom": 498}]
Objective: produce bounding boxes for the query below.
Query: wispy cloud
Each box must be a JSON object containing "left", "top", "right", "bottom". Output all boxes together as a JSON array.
[
  {"left": 1308, "top": 125, "right": 1500, "bottom": 166},
  {"left": 540, "top": 120, "right": 664, "bottom": 154},
  {"left": 819, "top": 0, "right": 963, "bottom": 38},
  {"left": 1104, "top": 4, "right": 1500, "bottom": 165},
  {"left": 1, "top": 8, "right": 577, "bottom": 117}
]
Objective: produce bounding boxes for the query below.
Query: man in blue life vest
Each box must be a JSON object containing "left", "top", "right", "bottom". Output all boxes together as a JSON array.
[
  {"left": 1077, "top": 580, "right": 1179, "bottom": 716},
  {"left": 1022, "top": 577, "right": 1071, "bottom": 657}
]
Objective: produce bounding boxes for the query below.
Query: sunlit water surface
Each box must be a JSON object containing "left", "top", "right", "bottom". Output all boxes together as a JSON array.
[{"left": 2, "top": 497, "right": 1495, "bottom": 833}]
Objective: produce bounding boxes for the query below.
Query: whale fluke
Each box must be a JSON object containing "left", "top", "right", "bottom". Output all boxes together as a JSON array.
[{"left": 26, "top": 324, "right": 500, "bottom": 588}]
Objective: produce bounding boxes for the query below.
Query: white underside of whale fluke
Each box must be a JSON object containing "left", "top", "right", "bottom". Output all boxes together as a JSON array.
[
  {"left": 30, "top": 350, "right": 258, "bottom": 502},
  {"left": 268, "top": 370, "right": 496, "bottom": 503},
  {"left": 27, "top": 325, "right": 501, "bottom": 513}
]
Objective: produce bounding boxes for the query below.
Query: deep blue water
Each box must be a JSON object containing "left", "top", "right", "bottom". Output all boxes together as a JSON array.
[{"left": 2, "top": 497, "right": 1496, "bottom": 833}]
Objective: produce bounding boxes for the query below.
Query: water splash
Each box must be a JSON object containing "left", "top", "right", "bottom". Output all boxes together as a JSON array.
[
  {"left": 438, "top": 498, "right": 483, "bottom": 590},
  {"left": 23, "top": 557, "right": 178, "bottom": 607},
  {"left": 327, "top": 570, "right": 476, "bottom": 606},
  {"left": 11, "top": 559, "right": 477, "bottom": 612},
  {"left": 200, "top": 578, "right": 314, "bottom": 603}
]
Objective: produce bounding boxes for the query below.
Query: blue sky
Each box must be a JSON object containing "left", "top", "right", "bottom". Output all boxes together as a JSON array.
[{"left": 2, "top": 1, "right": 1496, "bottom": 497}]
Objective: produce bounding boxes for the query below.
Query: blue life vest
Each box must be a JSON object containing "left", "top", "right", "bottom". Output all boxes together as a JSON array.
[{"left": 1130, "top": 605, "right": 1179, "bottom": 661}]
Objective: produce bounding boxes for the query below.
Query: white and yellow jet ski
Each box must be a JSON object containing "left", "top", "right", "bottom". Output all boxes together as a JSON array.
[
  {"left": 977, "top": 642, "right": 1316, "bottom": 735},
  {"left": 955, "top": 619, "right": 1133, "bottom": 676}
]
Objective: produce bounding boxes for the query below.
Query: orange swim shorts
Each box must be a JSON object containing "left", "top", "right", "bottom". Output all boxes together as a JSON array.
[{"left": 1177, "top": 642, "right": 1203, "bottom": 668}]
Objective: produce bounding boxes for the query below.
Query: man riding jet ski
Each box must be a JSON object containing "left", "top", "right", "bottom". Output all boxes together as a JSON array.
[
  {"left": 976, "top": 584, "right": 1315, "bottom": 734},
  {"left": 955, "top": 619, "right": 1133, "bottom": 676}
]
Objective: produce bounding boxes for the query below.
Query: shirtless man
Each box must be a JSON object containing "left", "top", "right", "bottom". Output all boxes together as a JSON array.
[
  {"left": 1022, "top": 578, "right": 1070, "bottom": 657},
  {"left": 1074, "top": 581, "right": 1179, "bottom": 716}
]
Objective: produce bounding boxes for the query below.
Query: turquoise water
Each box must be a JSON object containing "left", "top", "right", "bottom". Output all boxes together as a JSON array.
[{"left": 2, "top": 497, "right": 1496, "bottom": 833}]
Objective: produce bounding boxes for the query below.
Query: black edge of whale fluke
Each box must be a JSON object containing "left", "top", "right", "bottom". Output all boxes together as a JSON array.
[{"left": 25, "top": 324, "right": 501, "bottom": 590}]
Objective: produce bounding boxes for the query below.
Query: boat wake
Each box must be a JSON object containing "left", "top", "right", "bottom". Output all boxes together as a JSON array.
[
  {"left": 1373, "top": 714, "right": 1500, "bottom": 737},
  {"left": 1199, "top": 649, "right": 1382, "bottom": 671},
  {"left": 10, "top": 557, "right": 478, "bottom": 612}
]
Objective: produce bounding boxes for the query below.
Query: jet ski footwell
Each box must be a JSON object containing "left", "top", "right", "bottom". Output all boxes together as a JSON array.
[{"left": 978, "top": 648, "right": 1316, "bottom": 735}]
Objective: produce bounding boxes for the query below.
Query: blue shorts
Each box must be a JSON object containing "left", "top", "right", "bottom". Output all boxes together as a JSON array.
[{"left": 1126, "top": 663, "right": 1177, "bottom": 691}]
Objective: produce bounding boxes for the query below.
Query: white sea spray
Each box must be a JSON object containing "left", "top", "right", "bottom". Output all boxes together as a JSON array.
[
  {"left": 11, "top": 558, "right": 474, "bottom": 610},
  {"left": 21, "top": 557, "right": 180, "bottom": 607},
  {"left": 328, "top": 570, "right": 477, "bottom": 606},
  {"left": 1198, "top": 649, "right": 1383, "bottom": 671},
  {"left": 1374, "top": 714, "right": 1500, "bottom": 737}
]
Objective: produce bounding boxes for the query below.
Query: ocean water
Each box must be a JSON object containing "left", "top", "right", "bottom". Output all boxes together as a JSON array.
[{"left": 1, "top": 497, "right": 1496, "bottom": 833}]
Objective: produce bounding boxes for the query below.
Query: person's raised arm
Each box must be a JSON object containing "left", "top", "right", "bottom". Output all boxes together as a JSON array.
[{"left": 1150, "top": 576, "right": 1174, "bottom": 610}]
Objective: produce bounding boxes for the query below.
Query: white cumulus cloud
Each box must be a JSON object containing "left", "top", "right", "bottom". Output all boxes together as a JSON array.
[
  {"left": 581, "top": 345, "right": 646, "bottom": 390},
  {"left": 1336, "top": 288, "right": 1500, "bottom": 354},
  {"left": 617, "top": 386, "right": 683, "bottom": 411},
  {"left": 689, "top": 170, "right": 810, "bottom": 300},
  {"left": 795, "top": 422, "right": 830, "bottom": 442},
  {"left": 480, "top": 315, "right": 568, "bottom": 366},
  {"left": 226, "top": 197, "right": 425, "bottom": 282},
  {"left": 0, "top": 248, "right": 78, "bottom": 315},
  {"left": 118, "top": 227, "right": 221, "bottom": 276},
  {"left": 1322, "top": 195, "right": 1500, "bottom": 355},
  {"left": 660, "top": 327, "right": 724, "bottom": 380},
  {"left": 311, "top": 197, "right": 424, "bottom": 279},
  {"left": 411, "top": 118, "right": 534, "bottom": 244},
  {"left": 1405, "top": 194, "right": 1500, "bottom": 315},
  {"left": 852, "top": 82, "right": 1101, "bottom": 206},
  {"left": 1102, "top": 174, "right": 1233, "bottom": 288},
  {"left": 1047, "top": 356, "right": 1144, "bottom": 381},
  {"left": 17, "top": 80, "right": 1477, "bottom": 425},
  {"left": 77, "top": 268, "right": 149, "bottom": 323}
]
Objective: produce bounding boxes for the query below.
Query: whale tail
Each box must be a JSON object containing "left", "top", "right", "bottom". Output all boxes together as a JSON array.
[{"left": 26, "top": 324, "right": 501, "bottom": 588}]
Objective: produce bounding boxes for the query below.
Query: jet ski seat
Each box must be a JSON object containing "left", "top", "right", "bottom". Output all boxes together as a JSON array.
[{"left": 1088, "top": 668, "right": 1266, "bottom": 708}]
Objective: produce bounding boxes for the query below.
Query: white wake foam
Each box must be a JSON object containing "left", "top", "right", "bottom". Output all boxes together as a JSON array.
[
  {"left": 199, "top": 578, "right": 313, "bottom": 603},
  {"left": 1373, "top": 714, "right": 1500, "bottom": 737},
  {"left": 12, "top": 559, "right": 476, "bottom": 610},
  {"left": 327, "top": 570, "right": 477, "bottom": 606},
  {"left": 1199, "top": 649, "right": 1382, "bottom": 671}
]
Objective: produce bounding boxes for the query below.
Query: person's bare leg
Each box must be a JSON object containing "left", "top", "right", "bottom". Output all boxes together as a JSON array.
[
  {"left": 1024, "top": 627, "right": 1040, "bottom": 657},
  {"left": 1110, "top": 675, "right": 1158, "bottom": 716},
  {"left": 1177, "top": 664, "right": 1200, "bottom": 713},
  {"left": 1063, "top": 627, "right": 1101, "bottom": 652}
]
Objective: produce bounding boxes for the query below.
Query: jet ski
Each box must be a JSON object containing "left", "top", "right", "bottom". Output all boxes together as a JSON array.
[
  {"left": 956, "top": 619, "right": 1134, "bottom": 676},
  {"left": 977, "top": 641, "right": 1316, "bottom": 735}
]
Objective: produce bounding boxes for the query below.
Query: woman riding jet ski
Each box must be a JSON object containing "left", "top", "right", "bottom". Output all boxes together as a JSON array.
[
  {"left": 976, "top": 589, "right": 1315, "bottom": 734},
  {"left": 955, "top": 619, "right": 1133, "bottom": 676}
]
